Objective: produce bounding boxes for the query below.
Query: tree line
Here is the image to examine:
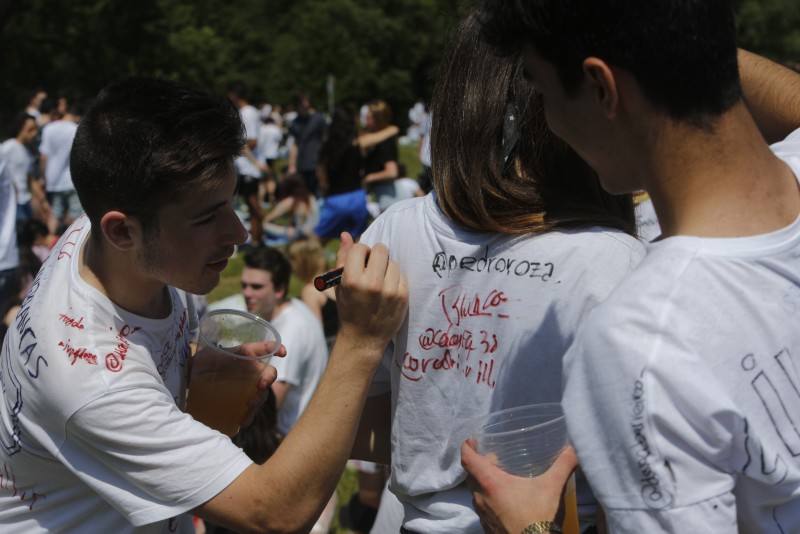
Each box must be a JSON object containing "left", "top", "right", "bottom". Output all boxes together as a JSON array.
[{"left": 0, "top": 0, "right": 797, "bottom": 127}]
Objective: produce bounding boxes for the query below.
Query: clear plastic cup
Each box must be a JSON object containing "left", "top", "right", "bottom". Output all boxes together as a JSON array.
[
  {"left": 186, "top": 309, "right": 281, "bottom": 436},
  {"left": 472, "top": 403, "right": 567, "bottom": 478}
]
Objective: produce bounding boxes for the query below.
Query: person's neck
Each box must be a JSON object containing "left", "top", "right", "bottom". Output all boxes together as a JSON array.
[
  {"left": 268, "top": 298, "right": 291, "bottom": 322},
  {"left": 81, "top": 234, "right": 172, "bottom": 319},
  {"left": 640, "top": 102, "right": 800, "bottom": 238}
]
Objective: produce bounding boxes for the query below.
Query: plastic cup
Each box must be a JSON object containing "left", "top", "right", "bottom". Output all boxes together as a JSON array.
[
  {"left": 186, "top": 309, "right": 281, "bottom": 436},
  {"left": 472, "top": 403, "right": 567, "bottom": 478}
]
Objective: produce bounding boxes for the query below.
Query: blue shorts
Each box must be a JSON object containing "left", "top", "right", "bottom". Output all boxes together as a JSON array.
[{"left": 315, "top": 189, "right": 369, "bottom": 239}]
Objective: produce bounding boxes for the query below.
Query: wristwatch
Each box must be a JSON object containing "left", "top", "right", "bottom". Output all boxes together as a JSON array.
[{"left": 522, "top": 521, "right": 563, "bottom": 534}]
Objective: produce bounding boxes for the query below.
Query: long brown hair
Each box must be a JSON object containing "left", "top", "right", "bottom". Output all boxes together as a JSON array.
[{"left": 431, "top": 11, "right": 635, "bottom": 235}]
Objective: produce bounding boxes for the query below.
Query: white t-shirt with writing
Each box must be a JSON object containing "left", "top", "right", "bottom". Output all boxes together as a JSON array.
[
  {"left": 0, "top": 218, "right": 252, "bottom": 533},
  {"left": 235, "top": 105, "right": 262, "bottom": 179},
  {"left": 39, "top": 120, "right": 77, "bottom": 193},
  {"left": 1, "top": 139, "right": 33, "bottom": 205},
  {"left": 271, "top": 299, "right": 328, "bottom": 435},
  {"left": 563, "top": 129, "right": 800, "bottom": 533},
  {"left": 359, "top": 194, "right": 646, "bottom": 533}
]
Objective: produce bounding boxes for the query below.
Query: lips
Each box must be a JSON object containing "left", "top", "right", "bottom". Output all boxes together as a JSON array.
[{"left": 207, "top": 248, "right": 235, "bottom": 272}]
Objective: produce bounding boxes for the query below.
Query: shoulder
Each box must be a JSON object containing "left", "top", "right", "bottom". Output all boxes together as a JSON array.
[{"left": 360, "top": 196, "right": 428, "bottom": 245}]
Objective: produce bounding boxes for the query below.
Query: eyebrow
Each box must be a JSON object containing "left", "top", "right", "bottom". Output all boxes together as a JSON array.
[{"left": 190, "top": 199, "right": 228, "bottom": 221}]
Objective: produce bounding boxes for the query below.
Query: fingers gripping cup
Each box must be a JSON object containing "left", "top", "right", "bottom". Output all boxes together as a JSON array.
[
  {"left": 186, "top": 310, "right": 281, "bottom": 437},
  {"left": 473, "top": 403, "right": 567, "bottom": 478}
]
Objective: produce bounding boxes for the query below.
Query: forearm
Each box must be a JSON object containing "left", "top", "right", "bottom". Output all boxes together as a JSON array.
[
  {"left": 357, "top": 126, "right": 399, "bottom": 150},
  {"left": 739, "top": 49, "right": 800, "bottom": 143},
  {"left": 252, "top": 339, "right": 382, "bottom": 531},
  {"left": 364, "top": 162, "right": 399, "bottom": 184}
]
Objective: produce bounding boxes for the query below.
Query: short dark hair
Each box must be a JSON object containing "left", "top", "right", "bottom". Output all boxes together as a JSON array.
[
  {"left": 8, "top": 113, "right": 35, "bottom": 140},
  {"left": 71, "top": 77, "right": 244, "bottom": 237},
  {"left": 479, "top": 0, "right": 743, "bottom": 125},
  {"left": 243, "top": 246, "right": 292, "bottom": 295}
]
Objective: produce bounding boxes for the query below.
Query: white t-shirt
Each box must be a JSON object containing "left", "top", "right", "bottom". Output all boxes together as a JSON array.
[
  {"left": 39, "top": 120, "right": 77, "bottom": 193},
  {"left": 235, "top": 105, "right": 262, "bottom": 179},
  {"left": 563, "top": 129, "right": 800, "bottom": 533},
  {"left": 0, "top": 159, "right": 17, "bottom": 271},
  {"left": 271, "top": 299, "right": 328, "bottom": 434},
  {"left": 1, "top": 139, "right": 33, "bottom": 205},
  {"left": 359, "top": 194, "right": 646, "bottom": 533},
  {"left": 635, "top": 197, "right": 661, "bottom": 242},
  {"left": 0, "top": 218, "right": 252, "bottom": 533},
  {"left": 257, "top": 123, "right": 283, "bottom": 162}
]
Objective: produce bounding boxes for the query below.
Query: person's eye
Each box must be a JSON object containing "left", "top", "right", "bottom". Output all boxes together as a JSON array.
[{"left": 193, "top": 213, "right": 216, "bottom": 225}]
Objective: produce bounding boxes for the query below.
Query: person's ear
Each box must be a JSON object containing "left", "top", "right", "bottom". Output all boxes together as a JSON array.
[
  {"left": 99, "top": 211, "right": 143, "bottom": 252},
  {"left": 276, "top": 286, "right": 287, "bottom": 301},
  {"left": 583, "top": 57, "right": 619, "bottom": 119}
]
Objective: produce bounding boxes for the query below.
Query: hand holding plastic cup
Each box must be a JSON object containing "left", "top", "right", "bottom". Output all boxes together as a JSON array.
[
  {"left": 472, "top": 403, "right": 567, "bottom": 478},
  {"left": 187, "top": 309, "right": 281, "bottom": 436}
]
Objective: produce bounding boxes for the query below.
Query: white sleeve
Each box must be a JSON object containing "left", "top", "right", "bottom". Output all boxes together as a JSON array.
[
  {"left": 62, "top": 384, "right": 252, "bottom": 527},
  {"left": 563, "top": 315, "right": 740, "bottom": 533}
]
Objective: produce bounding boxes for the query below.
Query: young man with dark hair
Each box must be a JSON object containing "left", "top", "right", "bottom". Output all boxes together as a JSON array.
[
  {"left": 463, "top": 1, "right": 800, "bottom": 532},
  {"left": 0, "top": 77, "right": 408, "bottom": 533},
  {"left": 240, "top": 246, "right": 327, "bottom": 435}
]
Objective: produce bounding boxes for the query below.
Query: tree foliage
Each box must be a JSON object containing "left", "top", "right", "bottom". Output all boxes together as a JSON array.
[{"left": 0, "top": 0, "right": 797, "bottom": 125}]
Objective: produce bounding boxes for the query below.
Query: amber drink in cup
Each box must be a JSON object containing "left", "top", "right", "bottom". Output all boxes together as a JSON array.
[{"left": 187, "top": 309, "right": 281, "bottom": 436}]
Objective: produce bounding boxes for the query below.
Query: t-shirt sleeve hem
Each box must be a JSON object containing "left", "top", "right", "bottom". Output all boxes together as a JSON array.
[{"left": 125, "top": 453, "right": 253, "bottom": 527}]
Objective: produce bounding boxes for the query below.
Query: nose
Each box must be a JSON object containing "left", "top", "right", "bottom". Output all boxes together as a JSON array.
[{"left": 222, "top": 204, "right": 248, "bottom": 246}]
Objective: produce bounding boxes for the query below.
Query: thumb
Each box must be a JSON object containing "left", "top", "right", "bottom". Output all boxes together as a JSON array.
[
  {"left": 460, "top": 440, "right": 499, "bottom": 488},
  {"left": 336, "top": 232, "right": 355, "bottom": 269},
  {"left": 541, "top": 446, "right": 578, "bottom": 486}
]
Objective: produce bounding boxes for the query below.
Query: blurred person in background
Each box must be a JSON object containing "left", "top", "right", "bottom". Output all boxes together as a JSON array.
[
  {"left": 1, "top": 113, "right": 39, "bottom": 223},
  {"left": 25, "top": 88, "right": 47, "bottom": 126},
  {"left": 288, "top": 93, "right": 326, "bottom": 196},
  {"left": 262, "top": 175, "right": 318, "bottom": 245},
  {"left": 40, "top": 101, "right": 82, "bottom": 233},
  {"left": 362, "top": 99, "right": 401, "bottom": 213},
  {"left": 228, "top": 81, "right": 268, "bottom": 246},
  {"left": 288, "top": 237, "right": 339, "bottom": 345}
]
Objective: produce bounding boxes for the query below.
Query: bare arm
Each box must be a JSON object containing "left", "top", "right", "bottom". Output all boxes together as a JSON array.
[
  {"left": 351, "top": 391, "right": 391, "bottom": 465},
  {"left": 356, "top": 125, "right": 400, "bottom": 150},
  {"left": 739, "top": 49, "right": 800, "bottom": 144},
  {"left": 194, "top": 238, "right": 408, "bottom": 534},
  {"left": 288, "top": 143, "right": 298, "bottom": 174},
  {"left": 363, "top": 161, "right": 399, "bottom": 184},
  {"left": 263, "top": 197, "right": 294, "bottom": 224}
]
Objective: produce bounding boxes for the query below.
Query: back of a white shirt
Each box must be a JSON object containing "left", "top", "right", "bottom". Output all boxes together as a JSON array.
[
  {"left": 563, "top": 129, "right": 800, "bottom": 533},
  {"left": 0, "top": 159, "right": 17, "bottom": 270},
  {"left": 360, "top": 194, "right": 645, "bottom": 533},
  {"left": 39, "top": 120, "right": 77, "bottom": 192},
  {"left": 1, "top": 139, "right": 33, "bottom": 205}
]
